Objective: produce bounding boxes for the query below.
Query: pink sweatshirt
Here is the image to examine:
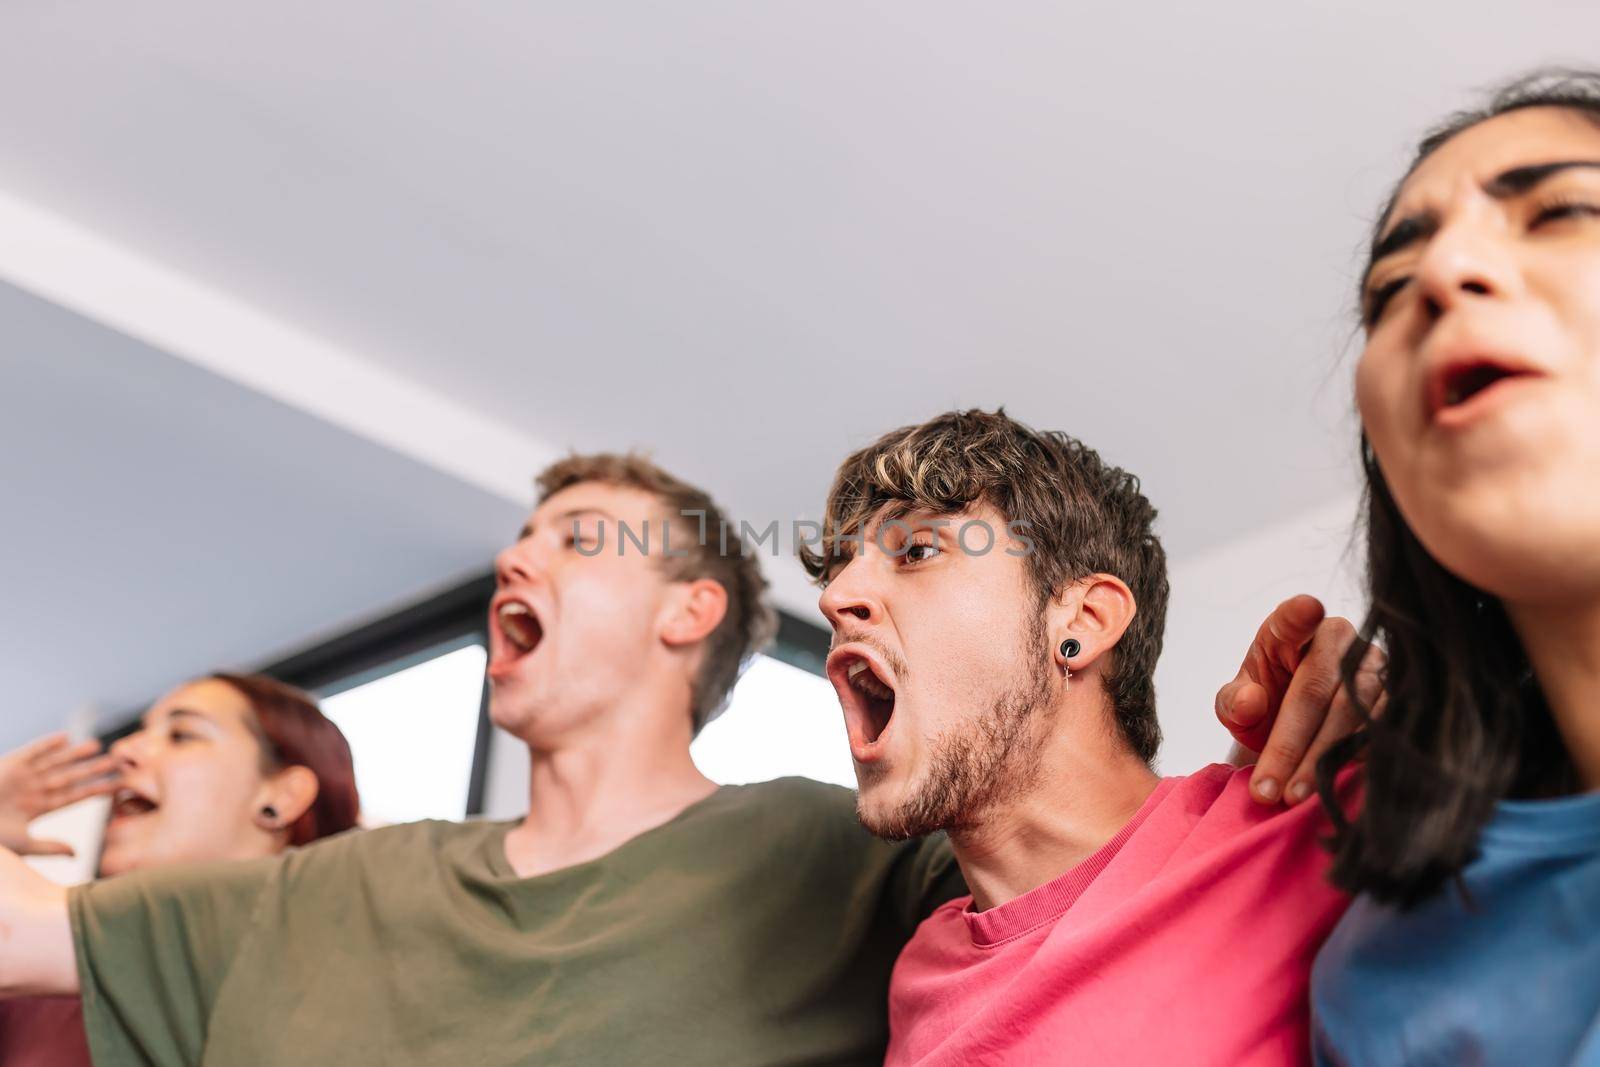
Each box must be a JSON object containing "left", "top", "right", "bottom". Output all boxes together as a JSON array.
[{"left": 886, "top": 764, "right": 1351, "bottom": 1067}]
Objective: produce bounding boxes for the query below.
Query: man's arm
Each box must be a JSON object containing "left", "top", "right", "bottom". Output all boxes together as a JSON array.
[
  {"left": 0, "top": 845, "right": 77, "bottom": 997},
  {"left": 1215, "top": 595, "right": 1384, "bottom": 806}
]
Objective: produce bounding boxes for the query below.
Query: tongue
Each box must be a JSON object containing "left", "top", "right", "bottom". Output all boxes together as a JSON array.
[{"left": 505, "top": 614, "right": 542, "bottom": 653}]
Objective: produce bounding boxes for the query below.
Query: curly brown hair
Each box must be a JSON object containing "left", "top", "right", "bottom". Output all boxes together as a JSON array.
[
  {"left": 800, "top": 409, "right": 1168, "bottom": 763},
  {"left": 536, "top": 453, "right": 777, "bottom": 733}
]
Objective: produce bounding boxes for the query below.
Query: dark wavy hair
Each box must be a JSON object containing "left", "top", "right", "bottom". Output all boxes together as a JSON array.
[
  {"left": 1316, "top": 69, "right": 1600, "bottom": 907},
  {"left": 801, "top": 408, "right": 1168, "bottom": 764}
]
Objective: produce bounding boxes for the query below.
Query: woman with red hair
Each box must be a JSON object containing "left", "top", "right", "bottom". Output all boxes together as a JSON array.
[{"left": 0, "top": 672, "right": 360, "bottom": 1065}]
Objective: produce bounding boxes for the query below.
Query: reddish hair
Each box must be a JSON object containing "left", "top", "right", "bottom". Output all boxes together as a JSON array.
[{"left": 208, "top": 672, "right": 361, "bottom": 846}]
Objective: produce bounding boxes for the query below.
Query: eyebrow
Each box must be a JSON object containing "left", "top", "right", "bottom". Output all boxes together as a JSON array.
[
  {"left": 164, "top": 708, "right": 217, "bottom": 727},
  {"left": 517, "top": 507, "right": 616, "bottom": 540},
  {"left": 1371, "top": 159, "right": 1600, "bottom": 269}
]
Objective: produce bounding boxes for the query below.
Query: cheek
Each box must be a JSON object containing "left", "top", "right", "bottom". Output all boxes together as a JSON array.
[
  {"left": 559, "top": 571, "right": 658, "bottom": 659},
  {"left": 161, "top": 756, "right": 261, "bottom": 829},
  {"left": 1355, "top": 343, "right": 1419, "bottom": 483},
  {"left": 1546, "top": 250, "right": 1600, "bottom": 348},
  {"left": 1355, "top": 343, "right": 1405, "bottom": 447},
  {"left": 905, "top": 596, "right": 1035, "bottom": 715}
]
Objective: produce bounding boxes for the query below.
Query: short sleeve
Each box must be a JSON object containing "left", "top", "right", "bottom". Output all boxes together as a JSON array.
[{"left": 68, "top": 857, "right": 278, "bottom": 1067}]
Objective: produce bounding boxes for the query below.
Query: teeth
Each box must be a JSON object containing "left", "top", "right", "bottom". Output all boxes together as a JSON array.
[
  {"left": 498, "top": 601, "right": 540, "bottom": 652},
  {"left": 112, "top": 788, "right": 155, "bottom": 814},
  {"left": 846, "top": 660, "right": 894, "bottom": 700}
]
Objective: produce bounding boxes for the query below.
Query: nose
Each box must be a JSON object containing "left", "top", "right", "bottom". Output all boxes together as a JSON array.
[
  {"left": 495, "top": 536, "right": 539, "bottom": 588},
  {"left": 110, "top": 730, "right": 147, "bottom": 771},
  {"left": 818, "top": 556, "right": 883, "bottom": 630},
  {"left": 1414, "top": 197, "right": 1517, "bottom": 322}
]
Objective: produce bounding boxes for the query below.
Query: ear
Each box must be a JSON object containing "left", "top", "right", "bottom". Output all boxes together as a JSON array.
[
  {"left": 660, "top": 578, "right": 729, "bottom": 649},
  {"left": 254, "top": 765, "right": 320, "bottom": 832},
  {"left": 1049, "top": 574, "right": 1137, "bottom": 674}
]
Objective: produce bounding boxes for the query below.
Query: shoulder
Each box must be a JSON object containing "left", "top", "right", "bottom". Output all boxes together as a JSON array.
[
  {"left": 276, "top": 819, "right": 505, "bottom": 882},
  {"left": 701, "top": 777, "right": 865, "bottom": 836},
  {"left": 723, "top": 775, "right": 859, "bottom": 814},
  {"left": 702, "top": 777, "right": 948, "bottom": 864},
  {"left": 1159, "top": 762, "right": 1342, "bottom": 850},
  {"left": 73, "top": 853, "right": 281, "bottom": 913}
]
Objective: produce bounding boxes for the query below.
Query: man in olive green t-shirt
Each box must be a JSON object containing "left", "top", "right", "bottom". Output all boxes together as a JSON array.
[
  {"left": 14, "top": 455, "right": 964, "bottom": 1067},
  {"left": 0, "top": 452, "right": 1343, "bottom": 1066}
]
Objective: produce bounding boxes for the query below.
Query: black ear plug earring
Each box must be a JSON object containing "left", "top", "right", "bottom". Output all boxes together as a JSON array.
[
  {"left": 1059, "top": 638, "right": 1081, "bottom": 680},
  {"left": 261, "top": 805, "right": 279, "bottom": 823}
]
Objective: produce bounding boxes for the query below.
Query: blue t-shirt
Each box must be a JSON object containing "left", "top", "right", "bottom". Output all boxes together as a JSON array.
[{"left": 1311, "top": 790, "right": 1600, "bottom": 1066}]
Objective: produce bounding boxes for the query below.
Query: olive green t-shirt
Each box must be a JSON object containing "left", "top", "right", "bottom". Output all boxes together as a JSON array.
[{"left": 69, "top": 778, "right": 961, "bottom": 1066}]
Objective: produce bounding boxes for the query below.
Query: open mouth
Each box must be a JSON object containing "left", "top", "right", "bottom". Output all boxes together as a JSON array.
[
  {"left": 109, "top": 788, "right": 158, "bottom": 821},
  {"left": 827, "top": 648, "right": 898, "bottom": 757},
  {"left": 492, "top": 601, "right": 544, "bottom": 659},
  {"left": 1433, "top": 360, "right": 1537, "bottom": 418}
]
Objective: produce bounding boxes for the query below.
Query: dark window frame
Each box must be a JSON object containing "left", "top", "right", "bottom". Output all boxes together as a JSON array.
[{"left": 103, "top": 572, "right": 830, "bottom": 816}]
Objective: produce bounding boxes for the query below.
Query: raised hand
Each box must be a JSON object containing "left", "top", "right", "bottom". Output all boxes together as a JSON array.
[{"left": 0, "top": 733, "right": 120, "bottom": 856}]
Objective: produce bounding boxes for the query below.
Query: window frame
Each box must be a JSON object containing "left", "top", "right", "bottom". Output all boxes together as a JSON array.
[{"left": 102, "top": 572, "right": 830, "bottom": 816}]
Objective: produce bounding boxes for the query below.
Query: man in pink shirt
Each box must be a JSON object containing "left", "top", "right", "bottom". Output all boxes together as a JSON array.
[{"left": 804, "top": 409, "right": 1363, "bottom": 1066}]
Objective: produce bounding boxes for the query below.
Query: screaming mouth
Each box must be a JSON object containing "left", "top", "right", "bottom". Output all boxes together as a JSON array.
[
  {"left": 497, "top": 601, "right": 544, "bottom": 656},
  {"left": 843, "top": 656, "right": 897, "bottom": 744}
]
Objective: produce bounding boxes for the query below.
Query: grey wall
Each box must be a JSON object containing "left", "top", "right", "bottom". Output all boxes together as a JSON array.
[{"left": 0, "top": 281, "right": 526, "bottom": 746}]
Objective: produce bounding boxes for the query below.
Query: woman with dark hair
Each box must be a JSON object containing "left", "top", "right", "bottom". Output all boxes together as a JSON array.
[
  {"left": 1311, "top": 69, "right": 1600, "bottom": 1065},
  {"left": 0, "top": 672, "right": 360, "bottom": 1066}
]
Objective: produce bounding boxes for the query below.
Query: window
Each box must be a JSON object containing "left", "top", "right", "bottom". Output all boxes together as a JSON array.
[
  {"left": 318, "top": 638, "right": 488, "bottom": 824},
  {"left": 694, "top": 655, "right": 857, "bottom": 790},
  {"left": 101, "top": 573, "right": 847, "bottom": 829},
  {"left": 690, "top": 652, "right": 854, "bottom": 788}
]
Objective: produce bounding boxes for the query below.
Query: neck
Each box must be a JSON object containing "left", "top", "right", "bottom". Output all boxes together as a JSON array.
[
  {"left": 949, "top": 720, "right": 1159, "bottom": 912},
  {"left": 1508, "top": 598, "right": 1600, "bottom": 792},
  {"left": 504, "top": 687, "right": 717, "bottom": 878}
]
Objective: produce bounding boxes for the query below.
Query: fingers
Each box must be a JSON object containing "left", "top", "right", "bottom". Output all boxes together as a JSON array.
[
  {"left": 9, "top": 733, "right": 73, "bottom": 765},
  {"left": 48, "top": 776, "right": 121, "bottom": 810},
  {"left": 41, "top": 753, "right": 118, "bottom": 793},
  {"left": 1256, "top": 595, "right": 1327, "bottom": 675},
  {"left": 1215, "top": 595, "right": 1327, "bottom": 755},
  {"left": 18, "top": 837, "right": 75, "bottom": 858},
  {"left": 1352, "top": 641, "right": 1387, "bottom": 714},
  {"left": 39, "top": 755, "right": 120, "bottom": 812},
  {"left": 1216, "top": 679, "right": 1272, "bottom": 753},
  {"left": 1249, "top": 615, "right": 1355, "bottom": 805},
  {"left": 1281, "top": 687, "right": 1366, "bottom": 804},
  {"left": 1215, "top": 671, "right": 1267, "bottom": 730},
  {"left": 33, "top": 737, "right": 104, "bottom": 773},
  {"left": 1335, "top": 643, "right": 1387, "bottom": 769}
]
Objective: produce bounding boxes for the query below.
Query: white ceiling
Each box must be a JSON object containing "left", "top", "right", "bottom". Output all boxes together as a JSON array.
[{"left": 1, "top": 3, "right": 1594, "bottom": 742}]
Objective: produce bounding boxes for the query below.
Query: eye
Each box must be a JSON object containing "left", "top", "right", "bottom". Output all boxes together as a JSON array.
[
  {"left": 168, "top": 729, "right": 200, "bottom": 744},
  {"left": 1364, "top": 276, "right": 1411, "bottom": 327},
  {"left": 903, "top": 538, "right": 940, "bottom": 564},
  {"left": 1530, "top": 196, "right": 1600, "bottom": 229}
]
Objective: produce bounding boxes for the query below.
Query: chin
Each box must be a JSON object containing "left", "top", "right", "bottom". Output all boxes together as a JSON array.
[
  {"left": 854, "top": 775, "right": 932, "bottom": 841},
  {"left": 1414, "top": 483, "right": 1600, "bottom": 604},
  {"left": 488, "top": 685, "right": 542, "bottom": 733},
  {"left": 96, "top": 846, "right": 140, "bottom": 877}
]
